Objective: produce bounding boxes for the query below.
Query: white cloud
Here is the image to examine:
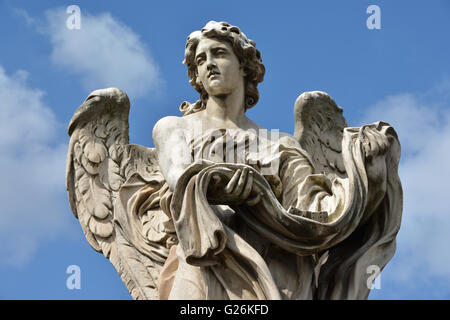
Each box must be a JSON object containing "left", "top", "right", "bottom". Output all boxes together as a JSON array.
[
  {"left": 1, "top": 6, "right": 163, "bottom": 266},
  {"left": 0, "top": 66, "right": 69, "bottom": 266},
  {"left": 42, "top": 8, "right": 162, "bottom": 98},
  {"left": 11, "top": 8, "right": 36, "bottom": 26},
  {"left": 361, "top": 81, "right": 450, "bottom": 297}
]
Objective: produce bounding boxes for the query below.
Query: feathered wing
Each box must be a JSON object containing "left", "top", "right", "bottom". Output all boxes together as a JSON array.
[
  {"left": 66, "top": 88, "right": 175, "bottom": 299},
  {"left": 294, "top": 91, "right": 348, "bottom": 180},
  {"left": 293, "top": 91, "right": 402, "bottom": 299}
]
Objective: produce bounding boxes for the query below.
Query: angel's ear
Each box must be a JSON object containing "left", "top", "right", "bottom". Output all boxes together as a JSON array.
[{"left": 196, "top": 76, "right": 203, "bottom": 87}]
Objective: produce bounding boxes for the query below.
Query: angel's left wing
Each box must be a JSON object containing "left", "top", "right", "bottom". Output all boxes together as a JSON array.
[
  {"left": 66, "top": 88, "right": 176, "bottom": 299},
  {"left": 293, "top": 91, "right": 348, "bottom": 180},
  {"left": 292, "top": 90, "right": 402, "bottom": 299}
]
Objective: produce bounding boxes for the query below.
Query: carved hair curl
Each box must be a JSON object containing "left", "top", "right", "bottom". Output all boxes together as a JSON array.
[{"left": 182, "top": 21, "right": 265, "bottom": 113}]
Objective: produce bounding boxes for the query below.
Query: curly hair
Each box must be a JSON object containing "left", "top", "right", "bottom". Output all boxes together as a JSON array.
[{"left": 181, "top": 21, "right": 265, "bottom": 115}]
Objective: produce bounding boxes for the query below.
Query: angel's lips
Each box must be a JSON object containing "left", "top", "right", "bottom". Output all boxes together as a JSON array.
[{"left": 208, "top": 71, "right": 220, "bottom": 78}]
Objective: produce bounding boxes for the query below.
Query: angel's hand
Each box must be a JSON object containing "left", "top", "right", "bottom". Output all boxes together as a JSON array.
[
  {"left": 360, "top": 125, "right": 389, "bottom": 161},
  {"left": 360, "top": 126, "right": 388, "bottom": 188},
  {"left": 209, "top": 167, "right": 262, "bottom": 206}
]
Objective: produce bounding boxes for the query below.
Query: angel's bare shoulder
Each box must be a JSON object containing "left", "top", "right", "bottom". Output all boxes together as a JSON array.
[
  {"left": 152, "top": 115, "right": 186, "bottom": 145},
  {"left": 153, "top": 115, "right": 183, "bottom": 133}
]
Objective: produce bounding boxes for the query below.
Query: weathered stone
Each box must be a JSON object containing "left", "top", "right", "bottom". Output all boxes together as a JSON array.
[{"left": 66, "top": 21, "right": 402, "bottom": 300}]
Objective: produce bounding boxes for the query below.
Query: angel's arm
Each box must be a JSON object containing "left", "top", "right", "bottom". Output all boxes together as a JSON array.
[{"left": 152, "top": 116, "right": 192, "bottom": 191}]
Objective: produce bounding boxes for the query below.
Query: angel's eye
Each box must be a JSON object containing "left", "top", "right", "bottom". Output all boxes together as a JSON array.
[
  {"left": 214, "top": 48, "right": 227, "bottom": 57},
  {"left": 196, "top": 57, "right": 205, "bottom": 65}
]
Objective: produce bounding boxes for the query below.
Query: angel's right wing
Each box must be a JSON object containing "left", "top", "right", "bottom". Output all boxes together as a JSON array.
[
  {"left": 293, "top": 91, "right": 348, "bottom": 179},
  {"left": 66, "top": 88, "right": 176, "bottom": 299}
]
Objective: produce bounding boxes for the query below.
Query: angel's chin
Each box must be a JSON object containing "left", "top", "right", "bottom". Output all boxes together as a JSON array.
[{"left": 206, "top": 85, "right": 233, "bottom": 97}]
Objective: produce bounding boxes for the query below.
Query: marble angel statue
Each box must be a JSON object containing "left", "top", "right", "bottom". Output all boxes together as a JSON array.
[{"left": 66, "top": 21, "right": 402, "bottom": 300}]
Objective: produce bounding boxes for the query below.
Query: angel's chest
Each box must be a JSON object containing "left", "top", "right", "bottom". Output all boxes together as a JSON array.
[{"left": 187, "top": 129, "right": 275, "bottom": 165}]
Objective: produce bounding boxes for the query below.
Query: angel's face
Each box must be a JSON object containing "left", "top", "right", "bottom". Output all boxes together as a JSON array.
[{"left": 195, "top": 37, "right": 245, "bottom": 97}]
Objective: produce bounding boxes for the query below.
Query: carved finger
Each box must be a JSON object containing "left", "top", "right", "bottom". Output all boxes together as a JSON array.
[
  {"left": 225, "top": 169, "right": 241, "bottom": 193},
  {"left": 362, "top": 127, "right": 378, "bottom": 158},
  {"left": 370, "top": 128, "right": 389, "bottom": 156},
  {"left": 246, "top": 192, "right": 262, "bottom": 206},
  {"left": 361, "top": 127, "right": 371, "bottom": 156},
  {"left": 233, "top": 167, "right": 249, "bottom": 196},
  {"left": 362, "top": 139, "right": 371, "bottom": 158},
  {"left": 241, "top": 171, "right": 253, "bottom": 200},
  {"left": 375, "top": 130, "right": 389, "bottom": 154},
  {"left": 365, "top": 129, "right": 381, "bottom": 156}
]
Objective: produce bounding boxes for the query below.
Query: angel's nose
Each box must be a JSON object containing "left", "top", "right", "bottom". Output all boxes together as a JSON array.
[{"left": 207, "top": 58, "right": 217, "bottom": 70}]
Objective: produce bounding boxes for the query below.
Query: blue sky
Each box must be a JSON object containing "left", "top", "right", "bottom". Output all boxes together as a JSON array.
[{"left": 0, "top": 0, "right": 449, "bottom": 299}]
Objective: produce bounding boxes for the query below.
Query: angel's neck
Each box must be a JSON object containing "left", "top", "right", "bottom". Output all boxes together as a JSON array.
[{"left": 205, "top": 87, "right": 246, "bottom": 126}]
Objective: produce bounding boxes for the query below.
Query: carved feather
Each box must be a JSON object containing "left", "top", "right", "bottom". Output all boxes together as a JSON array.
[
  {"left": 66, "top": 88, "right": 174, "bottom": 300},
  {"left": 78, "top": 174, "right": 111, "bottom": 220},
  {"left": 293, "top": 91, "right": 348, "bottom": 179},
  {"left": 110, "top": 229, "right": 161, "bottom": 300}
]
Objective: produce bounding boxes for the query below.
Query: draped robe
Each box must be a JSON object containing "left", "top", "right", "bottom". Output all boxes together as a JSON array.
[{"left": 116, "top": 123, "right": 402, "bottom": 300}]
